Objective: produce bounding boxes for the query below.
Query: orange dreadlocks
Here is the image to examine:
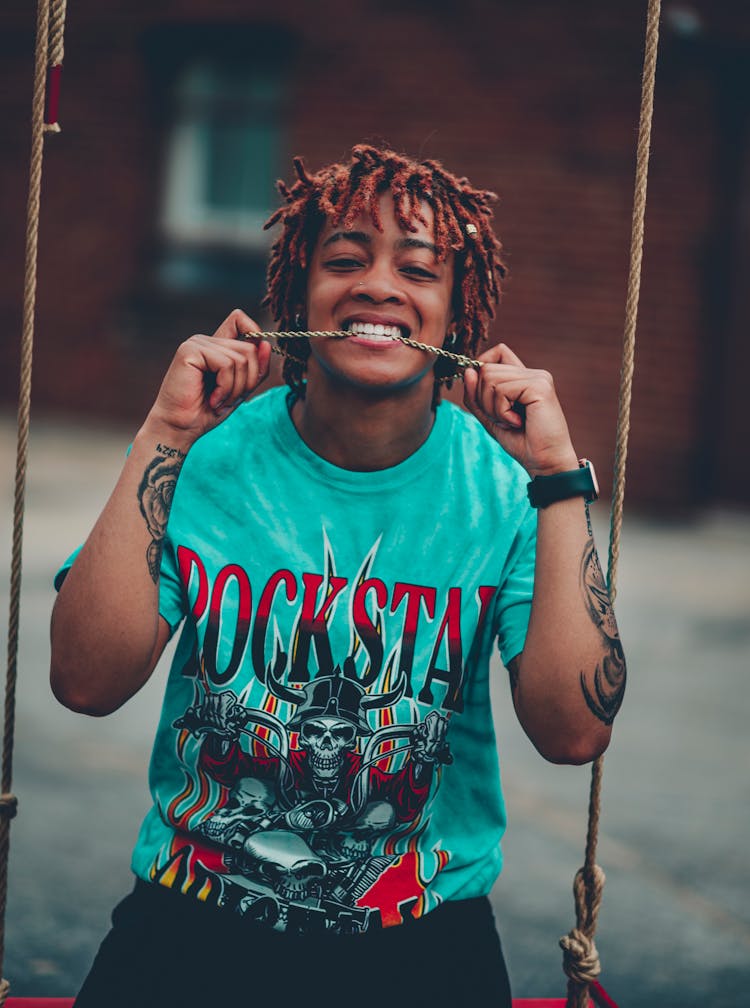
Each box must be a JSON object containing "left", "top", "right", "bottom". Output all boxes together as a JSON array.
[{"left": 263, "top": 144, "right": 507, "bottom": 400}]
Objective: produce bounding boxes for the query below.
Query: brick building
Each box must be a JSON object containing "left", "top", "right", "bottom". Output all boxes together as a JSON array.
[{"left": 2, "top": 0, "right": 749, "bottom": 509}]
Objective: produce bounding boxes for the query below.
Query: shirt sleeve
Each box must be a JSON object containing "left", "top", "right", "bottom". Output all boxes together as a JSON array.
[
  {"left": 53, "top": 546, "right": 82, "bottom": 591},
  {"left": 158, "top": 535, "right": 186, "bottom": 637},
  {"left": 494, "top": 503, "right": 537, "bottom": 667}
]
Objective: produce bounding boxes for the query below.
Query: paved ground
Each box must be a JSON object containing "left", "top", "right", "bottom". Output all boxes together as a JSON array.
[{"left": 1, "top": 414, "right": 748, "bottom": 1006}]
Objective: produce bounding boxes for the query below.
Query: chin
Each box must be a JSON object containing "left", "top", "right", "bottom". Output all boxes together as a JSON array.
[{"left": 313, "top": 357, "right": 434, "bottom": 396}]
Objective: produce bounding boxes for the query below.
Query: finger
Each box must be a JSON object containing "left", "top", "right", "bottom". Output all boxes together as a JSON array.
[
  {"left": 476, "top": 342, "right": 526, "bottom": 368},
  {"left": 492, "top": 383, "right": 524, "bottom": 429},
  {"left": 250, "top": 340, "right": 272, "bottom": 389},
  {"left": 212, "top": 308, "right": 262, "bottom": 341},
  {"left": 223, "top": 344, "right": 271, "bottom": 408},
  {"left": 196, "top": 342, "right": 259, "bottom": 409},
  {"left": 463, "top": 365, "right": 480, "bottom": 410},
  {"left": 464, "top": 368, "right": 507, "bottom": 432},
  {"left": 473, "top": 369, "right": 521, "bottom": 428},
  {"left": 207, "top": 355, "right": 240, "bottom": 411}
]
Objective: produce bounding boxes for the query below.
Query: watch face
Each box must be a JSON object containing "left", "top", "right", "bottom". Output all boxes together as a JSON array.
[{"left": 580, "top": 459, "right": 599, "bottom": 501}]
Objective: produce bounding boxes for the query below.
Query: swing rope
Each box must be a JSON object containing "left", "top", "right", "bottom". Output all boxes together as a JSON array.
[
  {"left": 560, "top": 1, "right": 661, "bottom": 1006},
  {"left": 0, "top": 0, "right": 68, "bottom": 1001}
]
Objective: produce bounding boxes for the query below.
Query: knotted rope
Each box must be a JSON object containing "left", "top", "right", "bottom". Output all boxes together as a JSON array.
[
  {"left": 1, "top": 0, "right": 67, "bottom": 999},
  {"left": 561, "top": 1, "right": 661, "bottom": 1005}
]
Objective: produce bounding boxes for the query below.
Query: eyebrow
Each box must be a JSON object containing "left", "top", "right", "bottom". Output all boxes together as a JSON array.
[
  {"left": 322, "top": 230, "right": 371, "bottom": 248},
  {"left": 396, "top": 237, "right": 438, "bottom": 256},
  {"left": 322, "top": 231, "right": 439, "bottom": 257}
]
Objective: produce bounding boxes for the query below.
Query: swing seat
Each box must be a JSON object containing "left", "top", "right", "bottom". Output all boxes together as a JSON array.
[
  {"left": 6, "top": 984, "right": 618, "bottom": 1008},
  {"left": 12, "top": 1001, "right": 598, "bottom": 1007}
]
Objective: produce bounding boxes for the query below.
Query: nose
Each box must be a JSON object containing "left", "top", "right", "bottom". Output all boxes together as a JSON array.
[{"left": 353, "top": 264, "right": 404, "bottom": 305}]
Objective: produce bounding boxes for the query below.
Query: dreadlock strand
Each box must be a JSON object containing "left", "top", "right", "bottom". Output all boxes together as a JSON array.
[{"left": 292, "top": 156, "right": 313, "bottom": 186}]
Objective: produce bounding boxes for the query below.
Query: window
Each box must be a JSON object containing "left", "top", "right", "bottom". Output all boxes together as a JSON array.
[
  {"left": 161, "top": 61, "right": 283, "bottom": 250},
  {"left": 151, "top": 25, "right": 294, "bottom": 295}
]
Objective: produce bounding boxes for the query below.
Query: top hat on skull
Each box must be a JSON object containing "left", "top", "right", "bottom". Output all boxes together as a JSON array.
[
  {"left": 267, "top": 658, "right": 407, "bottom": 783},
  {"left": 268, "top": 655, "right": 407, "bottom": 732},
  {"left": 287, "top": 676, "right": 374, "bottom": 736}
]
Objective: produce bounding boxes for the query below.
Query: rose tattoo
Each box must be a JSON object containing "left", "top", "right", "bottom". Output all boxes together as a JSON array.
[
  {"left": 579, "top": 538, "right": 626, "bottom": 725},
  {"left": 137, "top": 454, "right": 183, "bottom": 583}
]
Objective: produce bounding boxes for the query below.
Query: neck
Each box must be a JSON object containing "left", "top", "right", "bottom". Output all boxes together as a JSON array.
[{"left": 291, "top": 365, "right": 437, "bottom": 471}]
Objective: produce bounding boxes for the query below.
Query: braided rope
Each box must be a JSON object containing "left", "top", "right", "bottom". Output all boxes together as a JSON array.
[
  {"left": 47, "top": 0, "right": 67, "bottom": 64},
  {"left": 239, "top": 329, "right": 483, "bottom": 377},
  {"left": 1, "top": 0, "right": 65, "bottom": 997},
  {"left": 562, "top": 2, "right": 661, "bottom": 1005}
]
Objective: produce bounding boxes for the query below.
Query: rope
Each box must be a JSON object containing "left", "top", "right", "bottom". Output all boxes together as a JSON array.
[
  {"left": 0, "top": 0, "right": 67, "bottom": 998},
  {"left": 237, "top": 329, "right": 483, "bottom": 376},
  {"left": 561, "top": 1, "right": 661, "bottom": 1005}
]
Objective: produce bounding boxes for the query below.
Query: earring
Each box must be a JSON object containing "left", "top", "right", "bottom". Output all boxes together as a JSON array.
[
  {"left": 444, "top": 330, "right": 457, "bottom": 349},
  {"left": 294, "top": 311, "right": 305, "bottom": 331}
]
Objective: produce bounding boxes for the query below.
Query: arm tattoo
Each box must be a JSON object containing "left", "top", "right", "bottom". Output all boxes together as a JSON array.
[
  {"left": 137, "top": 447, "right": 185, "bottom": 584},
  {"left": 155, "top": 443, "right": 186, "bottom": 460},
  {"left": 579, "top": 538, "right": 626, "bottom": 725}
]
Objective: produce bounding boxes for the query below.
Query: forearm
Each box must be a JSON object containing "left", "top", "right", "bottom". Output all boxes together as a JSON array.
[
  {"left": 50, "top": 419, "right": 193, "bottom": 714},
  {"left": 513, "top": 496, "right": 625, "bottom": 764},
  {"left": 50, "top": 313, "right": 271, "bottom": 715}
]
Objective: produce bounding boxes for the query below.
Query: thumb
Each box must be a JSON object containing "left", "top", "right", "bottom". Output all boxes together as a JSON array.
[{"left": 463, "top": 366, "right": 479, "bottom": 408}]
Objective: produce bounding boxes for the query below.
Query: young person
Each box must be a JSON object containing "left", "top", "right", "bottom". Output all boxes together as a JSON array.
[{"left": 51, "top": 145, "right": 625, "bottom": 1007}]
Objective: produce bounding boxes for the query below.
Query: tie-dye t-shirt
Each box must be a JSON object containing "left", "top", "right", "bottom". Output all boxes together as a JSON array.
[{"left": 59, "top": 386, "right": 537, "bottom": 934}]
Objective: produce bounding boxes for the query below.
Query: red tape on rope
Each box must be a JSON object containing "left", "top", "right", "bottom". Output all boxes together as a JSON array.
[{"left": 44, "top": 64, "right": 62, "bottom": 126}]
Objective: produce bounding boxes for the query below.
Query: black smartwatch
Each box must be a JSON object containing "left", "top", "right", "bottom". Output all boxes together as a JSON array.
[{"left": 527, "top": 458, "right": 599, "bottom": 509}]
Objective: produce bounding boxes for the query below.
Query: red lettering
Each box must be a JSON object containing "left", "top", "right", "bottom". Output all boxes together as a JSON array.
[
  {"left": 290, "top": 573, "right": 349, "bottom": 682},
  {"left": 352, "top": 577, "right": 388, "bottom": 686},
  {"left": 203, "top": 564, "right": 252, "bottom": 686},
  {"left": 252, "top": 569, "right": 298, "bottom": 682},
  {"left": 419, "top": 587, "right": 464, "bottom": 711},
  {"left": 391, "top": 583, "right": 436, "bottom": 697},
  {"left": 177, "top": 546, "right": 209, "bottom": 621}
]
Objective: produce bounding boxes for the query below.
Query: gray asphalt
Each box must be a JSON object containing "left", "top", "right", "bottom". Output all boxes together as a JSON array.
[{"left": 1, "top": 414, "right": 748, "bottom": 1006}]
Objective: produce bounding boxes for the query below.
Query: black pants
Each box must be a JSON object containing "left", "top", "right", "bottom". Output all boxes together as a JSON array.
[{"left": 74, "top": 878, "right": 513, "bottom": 1008}]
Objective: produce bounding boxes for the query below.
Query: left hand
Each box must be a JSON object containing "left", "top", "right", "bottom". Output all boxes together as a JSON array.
[
  {"left": 463, "top": 343, "right": 579, "bottom": 477},
  {"left": 410, "top": 711, "right": 451, "bottom": 765}
]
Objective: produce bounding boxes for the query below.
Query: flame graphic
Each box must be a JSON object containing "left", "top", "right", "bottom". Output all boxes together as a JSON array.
[
  {"left": 167, "top": 765, "right": 222, "bottom": 831},
  {"left": 149, "top": 834, "right": 226, "bottom": 902}
]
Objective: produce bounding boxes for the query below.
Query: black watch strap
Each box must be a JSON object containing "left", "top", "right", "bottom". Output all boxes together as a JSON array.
[{"left": 527, "top": 459, "right": 599, "bottom": 509}]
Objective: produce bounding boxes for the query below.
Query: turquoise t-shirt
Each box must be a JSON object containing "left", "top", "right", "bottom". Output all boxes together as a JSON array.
[{"left": 61, "top": 386, "right": 537, "bottom": 934}]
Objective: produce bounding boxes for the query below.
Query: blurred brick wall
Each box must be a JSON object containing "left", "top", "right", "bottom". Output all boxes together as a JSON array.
[{"left": 2, "top": 0, "right": 749, "bottom": 509}]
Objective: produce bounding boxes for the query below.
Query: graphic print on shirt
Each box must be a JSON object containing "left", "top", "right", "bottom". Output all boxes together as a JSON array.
[{"left": 148, "top": 534, "right": 498, "bottom": 934}]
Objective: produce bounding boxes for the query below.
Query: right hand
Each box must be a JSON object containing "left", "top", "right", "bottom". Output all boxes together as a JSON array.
[
  {"left": 193, "top": 690, "right": 247, "bottom": 742},
  {"left": 144, "top": 309, "right": 272, "bottom": 445}
]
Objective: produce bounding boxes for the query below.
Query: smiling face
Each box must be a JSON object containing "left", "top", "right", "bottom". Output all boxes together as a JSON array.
[{"left": 304, "top": 193, "right": 455, "bottom": 397}]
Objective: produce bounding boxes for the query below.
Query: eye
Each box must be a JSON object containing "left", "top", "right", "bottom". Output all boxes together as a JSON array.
[
  {"left": 400, "top": 265, "right": 438, "bottom": 280},
  {"left": 324, "top": 257, "right": 363, "bottom": 271}
]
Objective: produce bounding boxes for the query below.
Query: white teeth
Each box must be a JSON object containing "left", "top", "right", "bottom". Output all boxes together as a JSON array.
[{"left": 347, "top": 322, "right": 403, "bottom": 340}]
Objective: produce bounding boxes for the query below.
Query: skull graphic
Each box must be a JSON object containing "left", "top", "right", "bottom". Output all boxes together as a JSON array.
[
  {"left": 243, "top": 829, "right": 327, "bottom": 902},
  {"left": 198, "top": 776, "right": 277, "bottom": 847},
  {"left": 330, "top": 800, "right": 396, "bottom": 861},
  {"left": 299, "top": 716, "right": 357, "bottom": 783}
]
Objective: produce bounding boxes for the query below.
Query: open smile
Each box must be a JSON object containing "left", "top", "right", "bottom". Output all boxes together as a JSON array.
[{"left": 342, "top": 319, "right": 411, "bottom": 346}]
